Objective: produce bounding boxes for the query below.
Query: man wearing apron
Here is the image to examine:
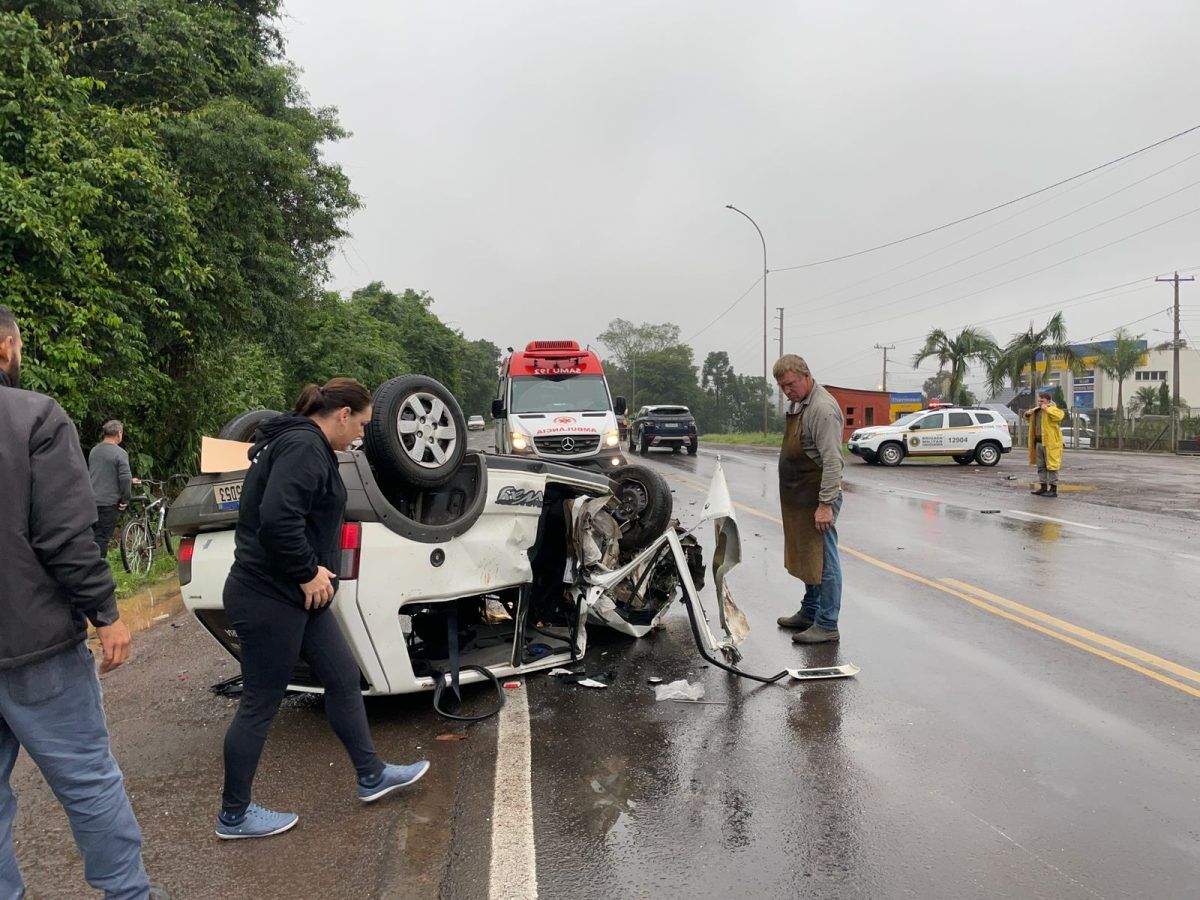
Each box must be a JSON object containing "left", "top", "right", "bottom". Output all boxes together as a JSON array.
[{"left": 773, "top": 355, "right": 845, "bottom": 644}]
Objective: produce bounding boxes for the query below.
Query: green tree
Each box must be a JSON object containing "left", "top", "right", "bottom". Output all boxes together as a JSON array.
[
  {"left": 1090, "top": 329, "right": 1146, "bottom": 450},
  {"left": 597, "top": 319, "right": 683, "bottom": 409},
  {"left": 0, "top": 11, "right": 206, "bottom": 470},
  {"left": 1157, "top": 380, "right": 1171, "bottom": 416},
  {"left": 457, "top": 338, "right": 501, "bottom": 418},
  {"left": 1130, "top": 385, "right": 1160, "bottom": 417},
  {"left": 912, "top": 326, "right": 996, "bottom": 404}
]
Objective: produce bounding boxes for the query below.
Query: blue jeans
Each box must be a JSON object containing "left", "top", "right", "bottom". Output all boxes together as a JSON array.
[
  {"left": 800, "top": 496, "right": 843, "bottom": 629},
  {"left": 0, "top": 642, "right": 149, "bottom": 900}
]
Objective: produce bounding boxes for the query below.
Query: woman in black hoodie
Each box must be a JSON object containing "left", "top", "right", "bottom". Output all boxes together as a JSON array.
[{"left": 216, "top": 378, "right": 429, "bottom": 840}]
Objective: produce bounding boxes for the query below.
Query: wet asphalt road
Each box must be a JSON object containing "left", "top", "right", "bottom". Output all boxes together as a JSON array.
[
  {"left": 12, "top": 441, "right": 1200, "bottom": 898},
  {"left": 512, "top": 444, "right": 1200, "bottom": 899}
]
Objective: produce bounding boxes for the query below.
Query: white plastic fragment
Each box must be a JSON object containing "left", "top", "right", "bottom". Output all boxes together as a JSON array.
[{"left": 654, "top": 679, "right": 705, "bottom": 701}]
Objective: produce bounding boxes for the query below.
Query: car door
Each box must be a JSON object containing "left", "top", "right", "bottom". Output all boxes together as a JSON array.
[
  {"left": 944, "top": 411, "right": 975, "bottom": 452},
  {"left": 904, "top": 412, "right": 946, "bottom": 452}
]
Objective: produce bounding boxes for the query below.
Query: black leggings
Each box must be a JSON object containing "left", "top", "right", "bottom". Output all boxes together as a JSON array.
[{"left": 221, "top": 578, "right": 385, "bottom": 814}]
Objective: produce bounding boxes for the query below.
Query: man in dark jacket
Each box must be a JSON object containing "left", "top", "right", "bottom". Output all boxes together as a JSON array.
[{"left": 0, "top": 307, "right": 151, "bottom": 898}]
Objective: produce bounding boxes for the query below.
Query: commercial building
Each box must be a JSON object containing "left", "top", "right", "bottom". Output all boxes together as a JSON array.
[{"left": 1023, "top": 341, "right": 1200, "bottom": 411}]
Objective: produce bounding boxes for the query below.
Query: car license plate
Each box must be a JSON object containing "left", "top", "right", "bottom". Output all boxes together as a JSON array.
[{"left": 213, "top": 481, "right": 243, "bottom": 511}]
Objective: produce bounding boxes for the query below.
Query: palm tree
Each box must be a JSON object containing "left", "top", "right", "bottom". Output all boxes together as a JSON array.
[
  {"left": 1130, "top": 385, "right": 1160, "bottom": 417},
  {"left": 912, "top": 327, "right": 997, "bottom": 404},
  {"left": 1090, "top": 328, "right": 1146, "bottom": 450},
  {"left": 986, "top": 311, "right": 1081, "bottom": 402}
]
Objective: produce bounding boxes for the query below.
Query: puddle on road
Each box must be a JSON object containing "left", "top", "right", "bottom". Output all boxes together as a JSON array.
[{"left": 90, "top": 578, "right": 184, "bottom": 640}]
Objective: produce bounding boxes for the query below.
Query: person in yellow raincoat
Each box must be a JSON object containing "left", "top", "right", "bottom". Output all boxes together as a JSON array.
[{"left": 1024, "top": 391, "right": 1064, "bottom": 497}]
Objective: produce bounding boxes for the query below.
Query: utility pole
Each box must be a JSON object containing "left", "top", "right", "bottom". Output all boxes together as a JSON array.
[
  {"left": 874, "top": 343, "right": 895, "bottom": 392},
  {"left": 775, "top": 307, "right": 785, "bottom": 414},
  {"left": 1156, "top": 271, "right": 1193, "bottom": 450}
]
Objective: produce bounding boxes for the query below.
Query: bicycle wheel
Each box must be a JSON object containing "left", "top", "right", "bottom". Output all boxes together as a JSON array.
[{"left": 121, "top": 520, "right": 154, "bottom": 576}]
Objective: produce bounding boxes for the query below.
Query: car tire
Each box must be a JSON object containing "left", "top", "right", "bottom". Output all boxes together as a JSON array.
[
  {"left": 687, "top": 442, "right": 698, "bottom": 456},
  {"left": 975, "top": 442, "right": 1001, "bottom": 467},
  {"left": 217, "top": 409, "right": 281, "bottom": 443},
  {"left": 611, "top": 464, "right": 673, "bottom": 551},
  {"left": 639, "top": 436, "right": 650, "bottom": 456},
  {"left": 953, "top": 453, "right": 975, "bottom": 465},
  {"left": 878, "top": 442, "right": 904, "bottom": 466},
  {"left": 628, "top": 430, "right": 636, "bottom": 453},
  {"left": 365, "top": 375, "right": 467, "bottom": 489}
]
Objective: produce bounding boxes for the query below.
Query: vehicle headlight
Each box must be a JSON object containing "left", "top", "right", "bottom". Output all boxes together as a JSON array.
[
  {"left": 605, "top": 429, "right": 620, "bottom": 447},
  {"left": 510, "top": 433, "right": 530, "bottom": 452}
]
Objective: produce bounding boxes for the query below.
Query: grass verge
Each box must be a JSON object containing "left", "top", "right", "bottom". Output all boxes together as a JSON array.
[
  {"left": 701, "top": 433, "right": 785, "bottom": 447},
  {"left": 106, "top": 547, "right": 179, "bottom": 599}
]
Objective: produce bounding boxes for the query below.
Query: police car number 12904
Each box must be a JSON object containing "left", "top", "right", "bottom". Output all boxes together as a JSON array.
[{"left": 213, "top": 481, "right": 242, "bottom": 511}]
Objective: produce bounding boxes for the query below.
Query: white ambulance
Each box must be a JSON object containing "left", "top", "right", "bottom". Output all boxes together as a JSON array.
[{"left": 492, "top": 341, "right": 627, "bottom": 473}]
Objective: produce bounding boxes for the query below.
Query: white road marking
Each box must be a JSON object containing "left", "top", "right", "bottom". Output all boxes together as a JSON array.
[
  {"left": 1004, "top": 510, "right": 1103, "bottom": 530},
  {"left": 1174, "top": 552, "right": 1200, "bottom": 562},
  {"left": 489, "top": 682, "right": 538, "bottom": 900}
]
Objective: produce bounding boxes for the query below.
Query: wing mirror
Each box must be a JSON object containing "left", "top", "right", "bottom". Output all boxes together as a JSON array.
[
  {"left": 491, "top": 399, "right": 507, "bottom": 419},
  {"left": 614, "top": 396, "right": 627, "bottom": 416}
]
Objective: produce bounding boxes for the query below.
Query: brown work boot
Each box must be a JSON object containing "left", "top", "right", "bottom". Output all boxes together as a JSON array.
[
  {"left": 792, "top": 625, "right": 840, "bottom": 644},
  {"left": 1031, "top": 483, "right": 1048, "bottom": 495},
  {"left": 777, "top": 611, "right": 814, "bottom": 629}
]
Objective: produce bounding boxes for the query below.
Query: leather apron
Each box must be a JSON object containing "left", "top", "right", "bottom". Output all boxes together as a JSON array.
[{"left": 780, "top": 406, "right": 825, "bottom": 584}]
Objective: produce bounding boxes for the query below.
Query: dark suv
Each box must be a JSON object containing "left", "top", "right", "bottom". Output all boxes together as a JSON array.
[{"left": 629, "top": 405, "right": 699, "bottom": 456}]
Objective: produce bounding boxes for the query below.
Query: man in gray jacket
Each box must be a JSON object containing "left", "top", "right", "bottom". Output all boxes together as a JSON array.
[
  {"left": 89, "top": 420, "right": 133, "bottom": 552},
  {"left": 0, "top": 307, "right": 151, "bottom": 898}
]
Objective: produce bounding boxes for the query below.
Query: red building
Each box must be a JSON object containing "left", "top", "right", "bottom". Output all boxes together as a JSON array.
[{"left": 824, "top": 386, "right": 891, "bottom": 441}]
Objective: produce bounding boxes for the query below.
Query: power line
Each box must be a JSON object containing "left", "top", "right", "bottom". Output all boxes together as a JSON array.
[
  {"left": 801, "top": 204, "right": 1200, "bottom": 338},
  {"left": 772, "top": 121, "right": 1200, "bottom": 271},
  {"left": 789, "top": 148, "right": 1200, "bottom": 317},
  {"left": 793, "top": 176, "right": 1200, "bottom": 326},
  {"left": 685, "top": 274, "right": 764, "bottom": 342}
]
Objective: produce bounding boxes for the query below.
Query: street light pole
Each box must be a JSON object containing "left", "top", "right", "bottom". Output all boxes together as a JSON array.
[{"left": 725, "top": 204, "right": 769, "bottom": 434}]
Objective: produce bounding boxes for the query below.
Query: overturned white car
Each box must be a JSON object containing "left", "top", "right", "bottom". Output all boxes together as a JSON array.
[{"left": 167, "top": 376, "right": 756, "bottom": 712}]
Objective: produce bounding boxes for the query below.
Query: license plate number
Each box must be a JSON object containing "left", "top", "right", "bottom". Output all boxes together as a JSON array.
[{"left": 213, "top": 482, "right": 243, "bottom": 511}]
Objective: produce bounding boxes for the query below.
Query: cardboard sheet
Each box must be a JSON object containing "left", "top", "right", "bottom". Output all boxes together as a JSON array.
[{"left": 199, "top": 436, "right": 253, "bottom": 474}]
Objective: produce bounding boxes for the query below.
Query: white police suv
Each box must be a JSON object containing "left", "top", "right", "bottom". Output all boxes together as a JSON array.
[{"left": 847, "top": 407, "right": 1013, "bottom": 467}]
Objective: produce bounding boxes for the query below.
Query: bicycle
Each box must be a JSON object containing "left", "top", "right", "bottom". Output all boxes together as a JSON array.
[{"left": 120, "top": 475, "right": 187, "bottom": 575}]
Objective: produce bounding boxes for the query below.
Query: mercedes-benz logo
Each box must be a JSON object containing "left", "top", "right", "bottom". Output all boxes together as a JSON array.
[{"left": 560, "top": 437, "right": 576, "bottom": 452}]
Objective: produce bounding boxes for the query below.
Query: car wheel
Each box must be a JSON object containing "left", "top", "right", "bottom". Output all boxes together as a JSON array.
[
  {"left": 686, "top": 442, "right": 698, "bottom": 456},
  {"left": 611, "top": 464, "right": 673, "bottom": 551},
  {"left": 217, "top": 409, "right": 282, "bottom": 443},
  {"left": 628, "top": 430, "right": 636, "bottom": 453},
  {"left": 953, "top": 453, "right": 975, "bottom": 465},
  {"left": 365, "top": 375, "right": 467, "bottom": 488},
  {"left": 878, "top": 442, "right": 904, "bottom": 466},
  {"left": 975, "top": 442, "right": 1001, "bottom": 467},
  {"left": 639, "top": 436, "right": 650, "bottom": 456}
]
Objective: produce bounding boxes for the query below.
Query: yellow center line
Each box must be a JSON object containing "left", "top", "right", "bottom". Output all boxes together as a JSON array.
[
  {"left": 942, "top": 578, "right": 1200, "bottom": 687},
  {"left": 662, "top": 469, "right": 1200, "bottom": 700}
]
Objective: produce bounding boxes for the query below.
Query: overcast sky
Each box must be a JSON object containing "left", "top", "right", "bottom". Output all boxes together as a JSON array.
[{"left": 281, "top": 0, "right": 1200, "bottom": 396}]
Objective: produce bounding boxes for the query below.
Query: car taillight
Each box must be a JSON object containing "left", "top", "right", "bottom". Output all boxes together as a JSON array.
[
  {"left": 340, "top": 522, "right": 361, "bottom": 580},
  {"left": 177, "top": 536, "right": 195, "bottom": 586}
]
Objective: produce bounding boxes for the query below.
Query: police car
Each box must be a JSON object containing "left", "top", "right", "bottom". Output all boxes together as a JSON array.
[{"left": 847, "top": 407, "right": 1013, "bottom": 467}]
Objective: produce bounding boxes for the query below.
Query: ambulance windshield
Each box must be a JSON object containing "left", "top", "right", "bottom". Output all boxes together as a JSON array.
[{"left": 510, "top": 375, "right": 610, "bottom": 414}]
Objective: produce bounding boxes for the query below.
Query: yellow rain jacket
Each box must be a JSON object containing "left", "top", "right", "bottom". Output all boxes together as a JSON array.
[{"left": 1025, "top": 403, "right": 1064, "bottom": 470}]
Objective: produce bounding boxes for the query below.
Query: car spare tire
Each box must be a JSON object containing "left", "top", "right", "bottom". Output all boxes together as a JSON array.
[
  {"left": 365, "top": 375, "right": 467, "bottom": 489},
  {"left": 217, "top": 409, "right": 282, "bottom": 443},
  {"left": 611, "top": 464, "right": 673, "bottom": 551}
]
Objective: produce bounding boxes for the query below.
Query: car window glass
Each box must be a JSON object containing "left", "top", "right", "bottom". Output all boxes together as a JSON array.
[
  {"left": 948, "top": 413, "right": 972, "bottom": 428},
  {"left": 911, "top": 413, "right": 944, "bottom": 430},
  {"left": 974, "top": 412, "right": 995, "bottom": 424}
]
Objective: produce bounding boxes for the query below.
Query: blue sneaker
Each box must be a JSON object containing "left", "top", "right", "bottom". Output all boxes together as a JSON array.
[
  {"left": 358, "top": 760, "right": 431, "bottom": 803},
  {"left": 215, "top": 803, "right": 299, "bottom": 840}
]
